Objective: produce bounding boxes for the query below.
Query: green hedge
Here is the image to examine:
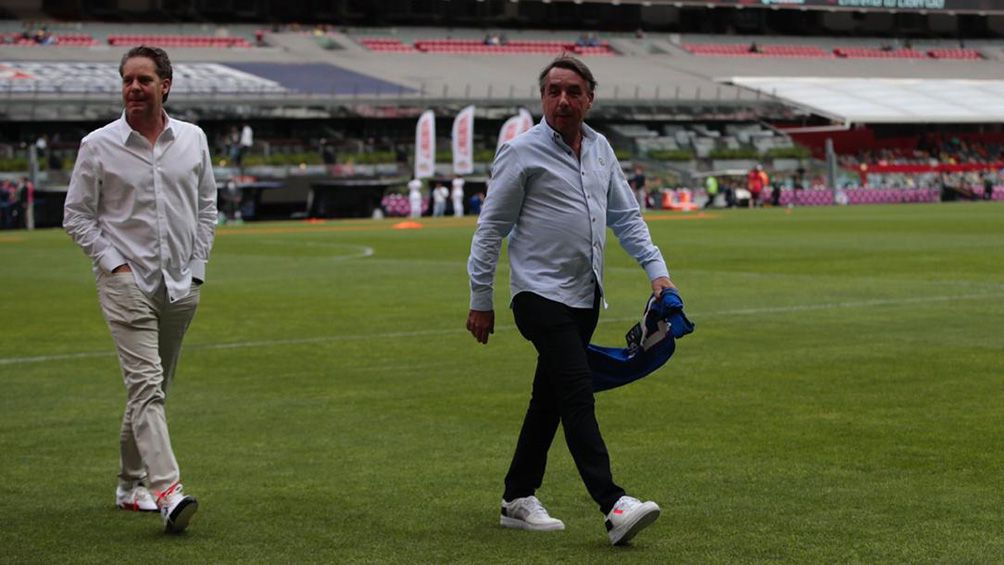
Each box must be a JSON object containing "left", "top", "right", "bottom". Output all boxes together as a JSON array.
[
  {"left": 0, "top": 158, "right": 30, "bottom": 172},
  {"left": 708, "top": 148, "right": 759, "bottom": 159},
  {"left": 647, "top": 149, "right": 696, "bottom": 161}
]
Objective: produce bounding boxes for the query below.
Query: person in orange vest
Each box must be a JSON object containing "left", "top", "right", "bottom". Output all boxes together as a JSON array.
[{"left": 747, "top": 164, "right": 767, "bottom": 207}]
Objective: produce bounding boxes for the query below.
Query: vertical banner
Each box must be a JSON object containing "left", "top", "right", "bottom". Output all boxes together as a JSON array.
[
  {"left": 415, "top": 109, "right": 435, "bottom": 179},
  {"left": 496, "top": 116, "right": 522, "bottom": 153},
  {"left": 452, "top": 105, "right": 475, "bottom": 175},
  {"left": 518, "top": 107, "right": 534, "bottom": 133},
  {"left": 496, "top": 108, "right": 534, "bottom": 153}
]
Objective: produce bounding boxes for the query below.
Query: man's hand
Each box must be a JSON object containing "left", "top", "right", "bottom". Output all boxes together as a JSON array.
[
  {"left": 467, "top": 309, "right": 495, "bottom": 344},
  {"left": 112, "top": 264, "right": 132, "bottom": 273},
  {"left": 651, "top": 276, "right": 676, "bottom": 297}
]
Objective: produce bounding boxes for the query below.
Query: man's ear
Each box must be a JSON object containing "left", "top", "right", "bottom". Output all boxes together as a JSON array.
[{"left": 161, "top": 78, "right": 172, "bottom": 99}]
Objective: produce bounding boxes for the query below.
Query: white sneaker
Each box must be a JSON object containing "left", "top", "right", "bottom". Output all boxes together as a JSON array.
[
  {"left": 157, "top": 483, "right": 199, "bottom": 533},
  {"left": 115, "top": 483, "right": 158, "bottom": 512},
  {"left": 605, "top": 495, "right": 660, "bottom": 545},
  {"left": 500, "top": 496, "right": 565, "bottom": 531}
]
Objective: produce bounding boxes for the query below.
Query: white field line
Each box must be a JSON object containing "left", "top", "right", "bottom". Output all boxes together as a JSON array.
[{"left": 0, "top": 292, "right": 994, "bottom": 367}]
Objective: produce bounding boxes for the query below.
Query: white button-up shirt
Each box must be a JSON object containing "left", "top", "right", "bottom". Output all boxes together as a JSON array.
[
  {"left": 64, "top": 112, "right": 217, "bottom": 303},
  {"left": 468, "top": 119, "right": 668, "bottom": 311}
]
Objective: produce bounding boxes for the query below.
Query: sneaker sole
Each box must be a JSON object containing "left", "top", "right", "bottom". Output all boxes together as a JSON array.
[
  {"left": 608, "top": 503, "right": 660, "bottom": 546},
  {"left": 117, "top": 503, "right": 158, "bottom": 513},
  {"left": 500, "top": 515, "right": 565, "bottom": 531},
  {"left": 164, "top": 497, "right": 198, "bottom": 534}
]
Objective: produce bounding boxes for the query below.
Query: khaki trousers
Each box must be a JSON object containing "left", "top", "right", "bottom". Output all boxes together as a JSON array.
[{"left": 97, "top": 271, "right": 200, "bottom": 494}]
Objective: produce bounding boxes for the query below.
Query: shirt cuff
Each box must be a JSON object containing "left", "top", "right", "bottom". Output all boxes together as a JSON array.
[
  {"left": 643, "top": 260, "right": 670, "bottom": 282},
  {"left": 470, "top": 289, "right": 494, "bottom": 311},
  {"left": 98, "top": 248, "right": 128, "bottom": 273},
  {"left": 189, "top": 259, "right": 207, "bottom": 283}
]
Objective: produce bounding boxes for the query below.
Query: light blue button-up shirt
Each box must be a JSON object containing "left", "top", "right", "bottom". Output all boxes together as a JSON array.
[{"left": 468, "top": 119, "right": 668, "bottom": 311}]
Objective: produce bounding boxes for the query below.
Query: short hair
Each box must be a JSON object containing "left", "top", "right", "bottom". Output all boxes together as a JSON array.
[
  {"left": 538, "top": 55, "right": 597, "bottom": 94},
  {"left": 119, "top": 46, "right": 173, "bottom": 102}
]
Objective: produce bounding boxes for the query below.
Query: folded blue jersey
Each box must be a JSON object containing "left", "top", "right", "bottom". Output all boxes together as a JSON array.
[{"left": 588, "top": 288, "right": 695, "bottom": 392}]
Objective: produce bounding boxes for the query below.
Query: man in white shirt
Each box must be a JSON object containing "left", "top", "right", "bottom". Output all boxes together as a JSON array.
[
  {"left": 239, "top": 123, "right": 253, "bottom": 165},
  {"left": 432, "top": 183, "right": 449, "bottom": 217},
  {"left": 64, "top": 46, "right": 216, "bottom": 534},
  {"left": 407, "top": 178, "right": 423, "bottom": 218},
  {"left": 451, "top": 176, "right": 465, "bottom": 217}
]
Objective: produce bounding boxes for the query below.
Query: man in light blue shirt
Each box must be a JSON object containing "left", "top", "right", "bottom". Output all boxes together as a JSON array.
[{"left": 466, "top": 56, "right": 673, "bottom": 546}]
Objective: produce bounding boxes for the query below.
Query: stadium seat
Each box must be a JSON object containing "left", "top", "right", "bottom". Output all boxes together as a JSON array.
[
  {"left": 928, "top": 48, "right": 982, "bottom": 60},
  {"left": 107, "top": 34, "right": 252, "bottom": 48},
  {"left": 834, "top": 47, "right": 928, "bottom": 59},
  {"left": 683, "top": 43, "right": 830, "bottom": 58}
]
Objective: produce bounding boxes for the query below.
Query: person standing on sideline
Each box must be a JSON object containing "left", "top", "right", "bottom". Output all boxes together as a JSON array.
[
  {"left": 451, "top": 175, "right": 465, "bottom": 217},
  {"left": 407, "top": 178, "right": 423, "bottom": 218},
  {"left": 238, "top": 122, "right": 253, "bottom": 166},
  {"left": 63, "top": 46, "right": 216, "bottom": 534},
  {"left": 630, "top": 164, "right": 647, "bottom": 211},
  {"left": 467, "top": 56, "right": 671, "bottom": 546},
  {"left": 704, "top": 174, "right": 719, "bottom": 209},
  {"left": 432, "top": 182, "right": 449, "bottom": 217}
]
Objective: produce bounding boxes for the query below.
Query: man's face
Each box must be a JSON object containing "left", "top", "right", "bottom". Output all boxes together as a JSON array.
[
  {"left": 541, "top": 67, "right": 593, "bottom": 134},
  {"left": 121, "top": 56, "right": 170, "bottom": 121}
]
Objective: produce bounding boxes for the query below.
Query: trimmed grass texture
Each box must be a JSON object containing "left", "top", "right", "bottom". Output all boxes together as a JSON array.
[{"left": 1, "top": 202, "right": 1002, "bottom": 563}]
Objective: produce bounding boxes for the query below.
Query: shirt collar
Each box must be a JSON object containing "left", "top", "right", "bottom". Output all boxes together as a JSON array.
[
  {"left": 117, "top": 110, "right": 175, "bottom": 144},
  {"left": 540, "top": 116, "right": 594, "bottom": 151}
]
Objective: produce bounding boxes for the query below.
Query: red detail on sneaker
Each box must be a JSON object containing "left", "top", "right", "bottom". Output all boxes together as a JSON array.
[
  {"left": 155, "top": 481, "right": 181, "bottom": 507},
  {"left": 613, "top": 509, "right": 624, "bottom": 515}
]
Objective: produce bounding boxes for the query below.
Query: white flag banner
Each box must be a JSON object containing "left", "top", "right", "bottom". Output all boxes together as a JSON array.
[
  {"left": 496, "top": 115, "right": 522, "bottom": 153},
  {"left": 415, "top": 109, "right": 435, "bottom": 179},
  {"left": 452, "top": 105, "right": 475, "bottom": 175},
  {"left": 518, "top": 107, "right": 534, "bottom": 133},
  {"left": 496, "top": 108, "right": 534, "bottom": 153}
]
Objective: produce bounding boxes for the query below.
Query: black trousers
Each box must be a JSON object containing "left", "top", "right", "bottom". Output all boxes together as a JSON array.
[{"left": 504, "top": 290, "right": 625, "bottom": 515}]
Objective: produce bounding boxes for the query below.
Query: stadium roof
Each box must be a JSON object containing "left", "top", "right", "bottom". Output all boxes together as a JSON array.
[{"left": 727, "top": 77, "right": 1004, "bottom": 124}]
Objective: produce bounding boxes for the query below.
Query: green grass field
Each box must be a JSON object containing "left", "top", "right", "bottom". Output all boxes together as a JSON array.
[{"left": 2, "top": 202, "right": 1002, "bottom": 564}]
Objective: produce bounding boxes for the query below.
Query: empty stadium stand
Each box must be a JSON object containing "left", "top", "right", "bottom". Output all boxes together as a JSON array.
[
  {"left": 927, "top": 48, "right": 983, "bottom": 60},
  {"left": 409, "top": 38, "right": 614, "bottom": 56},
  {"left": 358, "top": 38, "right": 418, "bottom": 53},
  {"left": 683, "top": 43, "right": 831, "bottom": 58},
  {"left": 834, "top": 47, "right": 928, "bottom": 59},
  {"left": 106, "top": 34, "right": 252, "bottom": 48},
  {"left": 2, "top": 33, "right": 97, "bottom": 47}
]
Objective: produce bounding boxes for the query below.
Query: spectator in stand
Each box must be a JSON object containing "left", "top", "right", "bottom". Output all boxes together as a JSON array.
[{"left": 984, "top": 172, "right": 996, "bottom": 201}]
